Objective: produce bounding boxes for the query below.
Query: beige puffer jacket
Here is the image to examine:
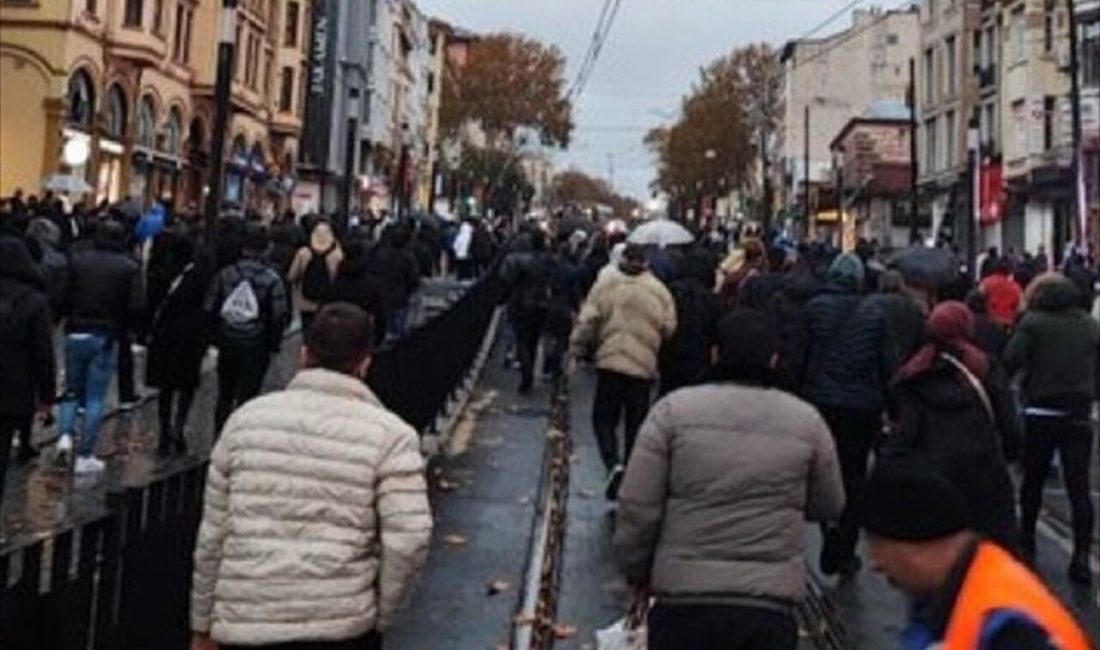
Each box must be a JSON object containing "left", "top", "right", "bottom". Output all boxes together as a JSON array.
[
  {"left": 569, "top": 270, "right": 677, "bottom": 379},
  {"left": 191, "top": 369, "right": 432, "bottom": 645}
]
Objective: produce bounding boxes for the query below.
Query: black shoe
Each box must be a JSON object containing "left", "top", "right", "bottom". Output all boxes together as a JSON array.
[
  {"left": 1068, "top": 553, "right": 1092, "bottom": 586},
  {"left": 605, "top": 465, "right": 625, "bottom": 501}
]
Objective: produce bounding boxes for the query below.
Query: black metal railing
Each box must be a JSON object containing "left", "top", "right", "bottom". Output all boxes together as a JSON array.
[{"left": 1, "top": 270, "right": 504, "bottom": 649}]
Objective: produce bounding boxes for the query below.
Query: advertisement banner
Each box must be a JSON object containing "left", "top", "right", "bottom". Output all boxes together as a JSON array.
[
  {"left": 300, "top": 0, "right": 339, "bottom": 169},
  {"left": 979, "top": 161, "right": 1004, "bottom": 225}
]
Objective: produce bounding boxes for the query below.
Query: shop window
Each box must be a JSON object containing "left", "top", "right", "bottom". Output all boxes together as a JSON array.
[
  {"left": 164, "top": 107, "right": 183, "bottom": 154},
  {"left": 137, "top": 96, "right": 157, "bottom": 149},
  {"left": 105, "top": 84, "right": 129, "bottom": 139}
]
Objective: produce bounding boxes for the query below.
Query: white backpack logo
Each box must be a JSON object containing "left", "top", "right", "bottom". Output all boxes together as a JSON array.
[{"left": 220, "top": 280, "right": 259, "bottom": 326}]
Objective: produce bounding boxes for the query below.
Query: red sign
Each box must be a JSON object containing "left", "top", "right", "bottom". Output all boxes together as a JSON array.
[{"left": 980, "top": 161, "right": 1004, "bottom": 225}]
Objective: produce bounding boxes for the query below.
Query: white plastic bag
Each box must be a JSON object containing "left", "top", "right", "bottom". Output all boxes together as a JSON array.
[{"left": 595, "top": 618, "right": 647, "bottom": 650}]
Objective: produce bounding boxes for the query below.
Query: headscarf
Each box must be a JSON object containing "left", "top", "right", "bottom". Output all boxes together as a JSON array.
[{"left": 896, "top": 300, "right": 989, "bottom": 382}]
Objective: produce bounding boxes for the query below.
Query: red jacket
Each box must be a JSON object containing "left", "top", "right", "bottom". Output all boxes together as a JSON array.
[{"left": 980, "top": 273, "right": 1022, "bottom": 327}]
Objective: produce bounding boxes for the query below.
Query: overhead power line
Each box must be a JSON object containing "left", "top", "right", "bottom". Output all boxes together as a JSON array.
[
  {"left": 569, "top": 0, "right": 626, "bottom": 101},
  {"left": 791, "top": 0, "right": 914, "bottom": 71},
  {"left": 799, "top": 0, "right": 866, "bottom": 41}
]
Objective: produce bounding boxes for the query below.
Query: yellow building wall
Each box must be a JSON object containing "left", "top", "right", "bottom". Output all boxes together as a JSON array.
[{"left": 0, "top": 51, "right": 49, "bottom": 196}]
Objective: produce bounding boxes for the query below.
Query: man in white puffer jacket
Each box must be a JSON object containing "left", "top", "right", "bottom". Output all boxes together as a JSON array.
[{"left": 191, "top": 303, "right": 432, "bottom": 650}]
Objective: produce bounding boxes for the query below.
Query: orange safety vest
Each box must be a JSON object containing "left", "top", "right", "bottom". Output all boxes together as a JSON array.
[{"left": 943, "top": 542, "right": 1093, "bottom": 650}]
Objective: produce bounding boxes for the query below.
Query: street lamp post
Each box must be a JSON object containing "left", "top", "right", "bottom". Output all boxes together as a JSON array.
[
  {"left": 204, "top": 0, "right": 239, "bottom": 244},
  {"left": 966, "top": 115, "right": 981, "bottom": 278}
]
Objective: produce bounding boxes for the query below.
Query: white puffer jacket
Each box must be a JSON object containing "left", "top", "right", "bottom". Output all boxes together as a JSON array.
[{"left": 191, "top": 369, "right": 432, "bottom": 645}]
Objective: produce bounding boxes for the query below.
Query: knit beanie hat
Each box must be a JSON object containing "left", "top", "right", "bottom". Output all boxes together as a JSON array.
[
  {"left": 857, "top": 457, "right": 969, "bottom": 542},
  {"left": 829, "top": 252, "right": 866, "bottom": 289}
]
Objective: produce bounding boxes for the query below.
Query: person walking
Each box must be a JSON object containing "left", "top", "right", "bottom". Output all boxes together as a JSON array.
[
  {"left": 614, "top": 310, "right": 845, "bottom": 650},
  {"left": 190, "top": 303, "right": 432, "bottom": 650},
  {"left": 0, "top": 236, "right": 55, "bottom": 503},
  {"left": 570, "top": 243, "right": 677, "bottom": 499},
  {"left": 887, "top": 301, "right": 1021, "bottom": 549},
  {"left": 205, "top": 224, "right": 289, "bottom": 434},
  {"left": 57, "top": 220, "right": 144, "bottom": 474},
  {"left": 329, "top": 238, "right": 389, "bottom": 346},
  {"left": 288, "top": 219, "right": 343, "bottom": 332},
  {"left": 979, "top": 258, "right": 1023, "bottom": 330},
  {"left": 501, "top": 229, "right": 556, "bottom": 394},
  {"left": 366, "top": 224, "right": 420, "bottom": 339},
  {"left": 1004, "top": 274, "right": 1098, "bottom": 584},
  {"left": 657, "top": 250, "right": 721, "bottom": 395},
  {"left": 800, "top": 253, "right": 884, "bottom": 576},
  {"left": 145, "top": 228, "right": 211, "bottom": 456},
  {"left": 859, "top": 458, "right": 1092, "bottom": 650}
]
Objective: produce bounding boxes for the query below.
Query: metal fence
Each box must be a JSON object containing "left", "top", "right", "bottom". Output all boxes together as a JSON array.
[{"left": 1, "top": 271, "right": 504, "bottom": 649}]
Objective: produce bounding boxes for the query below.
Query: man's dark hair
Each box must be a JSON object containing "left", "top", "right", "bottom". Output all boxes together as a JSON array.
[
  {"left": 94, "top": 219, "right": 126, "bottom": 249},
  {"left": 387, "top": 224, "right": 411, "bottom": 248},
  {"left": 242, "top": 223, "right": 270, "bottom": 256},
  {"left": 713, "top": 309, "right": 779, "bottom": 386},
  {"left": 304, "top": 302, "right": 375, "bottom": 375}
]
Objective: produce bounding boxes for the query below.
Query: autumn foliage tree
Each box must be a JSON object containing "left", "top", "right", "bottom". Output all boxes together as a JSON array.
[
  {"left": 646, "top": 43, "right": 783, "bottom": 216},
  {"left": 548, "top": 169, "right": 638, "bottom": 219},
  {"left": 441, "top": 33, "right": 574, "bottom": 148}
]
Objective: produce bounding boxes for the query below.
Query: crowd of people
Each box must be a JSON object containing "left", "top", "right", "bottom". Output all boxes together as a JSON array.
[{"left": 0, "top": 191, "right": 505, "bottom": 498}]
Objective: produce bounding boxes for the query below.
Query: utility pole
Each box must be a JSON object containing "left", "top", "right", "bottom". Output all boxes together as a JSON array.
[
  {"left": 761, "top": 129, "right": 773, "bottom": 231},
  {"left": 1066, "top": 0, "right": 1085, "bottom": 251},
  {"left": 339, "top": 86, "right": 360, "bottom": 231},
  {"left": 967, "top": 114, "right": 981, "bottom": 278},
  {"left": 908, "top": 57, "right": 921, "bottom": 244},
  {"left": 803, "top": 104, "right": 811, "bottom": 233},
  {"left": 204, "top": 0, "right": 239, "bottom": 243}
]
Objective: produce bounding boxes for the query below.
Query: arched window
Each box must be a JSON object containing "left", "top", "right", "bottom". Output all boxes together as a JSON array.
[
  {"left": 187, "top": 117, "right": 206, "bottom": 153},
  {"left": 105, "top": 84, "right": 128, "bottom": 139},
  {"left": 163, "top": 106, "right": 183, "bottom": 154},
  {"left": 67, "top": 69, "right": 96, "bottom": 128},
  {"left": 136, "top": 95, "right": 157, "bottom": 149}
]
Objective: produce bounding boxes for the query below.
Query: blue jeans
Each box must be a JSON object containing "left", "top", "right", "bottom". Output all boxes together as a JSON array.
[{"left": 58, "top": 333, "right": 117, "bottom": 457}]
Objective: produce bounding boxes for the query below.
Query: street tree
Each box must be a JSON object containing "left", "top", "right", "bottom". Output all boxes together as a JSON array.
[
  {"left": 441, "top": 33, "right": 574, "bottom": 148},
  {"left": 549, "top": 169, "right": 639, "bottom": 219},
  {"left": 456, "top": 146, "right": 534, "bottom": 216}
]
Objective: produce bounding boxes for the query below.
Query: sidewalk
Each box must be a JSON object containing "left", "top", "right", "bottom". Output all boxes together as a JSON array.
[{"left": 386, "top": 339, "right": 555, "bottom": 650}]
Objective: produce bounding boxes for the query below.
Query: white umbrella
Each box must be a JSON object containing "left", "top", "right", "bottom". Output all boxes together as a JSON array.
[
  {"left": 41, "top": 173, "right": 92, "bottom": 195},
  {"left": 627, "top": 219, "right": 695, "bottom": 247}
]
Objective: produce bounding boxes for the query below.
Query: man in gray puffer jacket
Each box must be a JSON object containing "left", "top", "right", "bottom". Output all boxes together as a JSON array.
[
  {"left": 615, "top": 310, "right": 844, "bottom": 650},
  {"left": 191, "top": 303, "right": 431, "bottom": 650}
]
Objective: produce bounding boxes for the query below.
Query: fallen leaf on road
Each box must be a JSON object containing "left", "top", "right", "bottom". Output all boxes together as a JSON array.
[
  {"left": 443, "top": 534, "right": 468, "bottom": 547},
  {"left": 552, "top": 623, "right": 578, "bottom": 639},
  {"left": 486, "top": 579, "right": 511, "bottom": 596}
]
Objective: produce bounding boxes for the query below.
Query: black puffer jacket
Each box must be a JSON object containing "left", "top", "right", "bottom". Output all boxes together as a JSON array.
[
  {"left": 659, "top": 255, "right": 721, "bottom": 395},
  {"left": 66, "top": 241, "right": 144, "bottom": 337},
  {"left": 801, "top": 282, "right": 871, "bottom": 409},
  {"left": 0, "top": 236, "right": 56, "bottom": 415},
  {"left": 330, "top": 256, "right": 389, "bottom": 345},
  {"left": 368, "top": 245, "right": 421, "bottom": 313},
  {"left": 887, "top": 359, "right": 1020, "bottom": 549}
]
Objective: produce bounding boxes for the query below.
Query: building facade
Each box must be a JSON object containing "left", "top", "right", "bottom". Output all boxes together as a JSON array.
[
  {"left": 1075, "top": 0, "right": 1099, "bottom": 249},
  {"left": 0, "top": 0, "right": 311, "bottom": 214},
  {"left": 778, "top": 6, "right": 920, "bottom": 229}
]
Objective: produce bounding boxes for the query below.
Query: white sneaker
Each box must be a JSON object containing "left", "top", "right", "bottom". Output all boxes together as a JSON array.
[
  {"left": 56, "top": 434, "right": 74, "bottom": 466},
  {"left": 74, "top": 456, "right": 106, "bottom": 475}
]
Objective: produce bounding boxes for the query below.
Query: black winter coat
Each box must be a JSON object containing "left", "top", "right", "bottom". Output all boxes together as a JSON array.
[
  {"left": 0, "top": 237, "right": 56, "bottom": 415},
  {"left": 801, "top": 283, "right": 882, "bottom": 410},
  {"left": 659, "top": 278, "right": 721, "bottom": 395},
  {"left": 146, "top": 263, "right": 212, "bottom": 390},
  {"left": 66, "top": 243, "right": 143, "bottom": 337},
  {"left": 368, "top": 245, "right": 420, "bottom": 312},
  {"left": 887, "top": 359, "right": 1021, "bottom": 549},
  {"left": 330, "top": 259, "right": 389, "bottom": 345}
]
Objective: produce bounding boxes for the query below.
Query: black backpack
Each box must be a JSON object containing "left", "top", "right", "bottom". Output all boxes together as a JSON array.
[
  {"left": 0, "top": 285, "right": 33, "bottom": 348},
  {"left": 301, "top": 247, "right": 334, "bottom": 302}
]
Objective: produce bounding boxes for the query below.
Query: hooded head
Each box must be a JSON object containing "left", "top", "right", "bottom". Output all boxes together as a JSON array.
[
  {"left": 619, "top": 243, "right": 648, "bottom": 276},
  {"left": 0, "top": 235, "right": 45, "bottom": 288},
  {"left": 1027, "top": 273, "right": 1084, "bottom": 313},
  {"left": 713, "top": 309, "right": 780, "bottom": 386},
  {"left": 828, "top": 252, "right": 865, "bottom": 291}
]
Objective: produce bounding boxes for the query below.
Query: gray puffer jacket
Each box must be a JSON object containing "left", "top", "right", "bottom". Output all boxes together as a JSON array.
[
  {"left": 191, "top": 369, "right": 432, "bottom": 645},
  {"left": 614, "top": 383, "right": 844, "bottom": 603}
]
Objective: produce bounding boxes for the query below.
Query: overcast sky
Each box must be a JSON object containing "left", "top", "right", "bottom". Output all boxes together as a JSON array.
[{"left": 417, "top": 0, "right": 864, "bottom": 199}]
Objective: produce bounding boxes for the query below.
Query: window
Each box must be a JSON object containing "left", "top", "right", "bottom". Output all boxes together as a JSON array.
[
  {"left": 925, "top": 117, "right": 938, "bottom": 173},
  {"left": 263, "top": 50, "right": 273, "bottom": 96},
  {"left": 163, "top": 107, "right": 182, "bottom": 154},
  {"left": 137, "top": 96, "right": 157, "bottom": 149},
  {"left": 1012, "top": 7, "right": 1026, "bottom": 63},
  {"left": 298, "top": 63, "right": 307, "bottom": 115},
  {"left": 285, "top": 1, "right": 299, "bottom": 47},
  {"left": 923, "top": 47, "right": 935, "bottom": 103},
  {"left": 944, "top": 109, "right": 957, "bottom": 167},
  {"left": 1083, "top": 22, "right": 1100, "bottom": 87},
  {"left": 85, "top": 0, "right": 96, "bottom": 14},
  {"left": 106, "top": 85, "right": 128, "bottom": 139},
  {"left": 1043, "top": 1, "right": 1055, "bottom": 52},
  {"left": 427, "top": 72, "right": 435, "bottom": 95},
  {"left": 279, "top": 66, "right": 294, "bottom": 111},
  {"left": 67, "top": 70, "right": 96, "bottom": 128},
  {"left": 124, "top": 0, "right": 143, "bottom": 27},
  {"left": 1043, "top": 95, "right": 1055, "bottom": 151},
  {"left": 173, "top": 4, "right": 185, "bottom": 60},
  {"left": 981, "top": 101, "right": 997, "bottom": 150},
  {"left": 945, "top": 35, "right": 957, "bottom": 96},
  {"left": 886, "top": 33, "right": 899, "bottom": 46},
  {"left": 183, "top": 8, "right": 193, "bottom": 63},
  {"left": 152, "top": 0, "right": 163, "bottom": 34}
]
